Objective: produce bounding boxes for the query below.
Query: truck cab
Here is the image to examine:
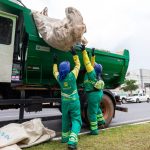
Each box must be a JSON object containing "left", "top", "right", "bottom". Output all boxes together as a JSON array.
[{"left": 0, "top": 11, "right": 17, "bottom": 83}]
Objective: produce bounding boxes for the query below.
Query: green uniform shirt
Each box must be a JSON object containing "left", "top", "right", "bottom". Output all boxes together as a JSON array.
[
  {"left": 84, "top": 70, "right": 98, "bottom": 92},
  {"left": 57, "top": 72, "right": 79, "bottom": 101},
  {"left": 53, "top": 55, "right": 80, "bottom": 101}
]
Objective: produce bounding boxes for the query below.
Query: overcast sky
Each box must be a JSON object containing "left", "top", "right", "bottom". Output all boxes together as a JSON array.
[{"left": 21, "top": 0, "right": 150, "bottom": 71}]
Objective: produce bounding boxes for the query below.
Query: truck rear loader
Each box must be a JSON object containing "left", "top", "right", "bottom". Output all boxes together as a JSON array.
[{"left": 0, "top": 0, "right": 129, "bottom": 127}]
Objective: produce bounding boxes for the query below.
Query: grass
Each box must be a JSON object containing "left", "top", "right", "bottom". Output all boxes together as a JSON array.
[{"left": 25, "top": 123, "right": 150, "bottom": 150}]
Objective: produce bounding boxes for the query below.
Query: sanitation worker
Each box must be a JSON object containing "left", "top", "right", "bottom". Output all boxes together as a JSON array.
[
  {"left": 81, "top": 45, "right": 105, "bottom": 135},
  {"left": 53, "top": 47, "right": 82, "bottom": 150},
  {"left": 91, "top": 48, "right": 106, "bottom": 127}
]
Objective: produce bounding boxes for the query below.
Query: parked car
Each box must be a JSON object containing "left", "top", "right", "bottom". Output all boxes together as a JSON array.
[
  {"left": 112, "top": 92, "right": 127, "bottom": 104},
  {"left": 126, "top": 93, "right": 150, "bottom": 103},
  {"left": 119, "top": 94, "right": 128, "bottom": 104},
  {"left": 112, "top": 92, "right": 121, "bottom": 104}
]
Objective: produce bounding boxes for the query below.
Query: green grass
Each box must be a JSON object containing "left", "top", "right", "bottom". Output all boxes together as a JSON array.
[{"left": 25, "top": 123, "right": 150, "bottom": 150}]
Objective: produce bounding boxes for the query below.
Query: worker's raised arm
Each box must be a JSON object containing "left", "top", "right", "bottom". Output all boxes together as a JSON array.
[
  {"left": 91, "top": 48, "right": 95, "bottom": 67},
  {"left": 53, "top": 54, "right": 59, "bottom": 80},
  {"left": 71, "top": 47, "right": 81, "bottom": 79},
  {"left": 81, "top": 45, "right": 94, "bottom": 73}
]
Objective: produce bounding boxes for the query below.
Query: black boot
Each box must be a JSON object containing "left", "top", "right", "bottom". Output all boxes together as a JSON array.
[{"left": 98, "top": 120, "right": 106, "bottom": 129}]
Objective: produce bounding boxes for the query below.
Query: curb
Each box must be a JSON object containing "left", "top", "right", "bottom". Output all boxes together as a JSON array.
[{"left": 52, "top": 119, "right": 150, "bottom": 141}]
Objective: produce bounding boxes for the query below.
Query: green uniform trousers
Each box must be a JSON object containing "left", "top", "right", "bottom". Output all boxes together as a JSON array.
[
  {"left": 87, "top": 90, "right": 104, "bottom": 132},
  {"left": 61, "top": 99, "right": 82, "bottom": 146}
]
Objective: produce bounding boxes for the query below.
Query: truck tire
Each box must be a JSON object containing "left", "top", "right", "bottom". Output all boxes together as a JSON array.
[
  {"left": 147, "top": 98, "right": 150, "bottom": 103},
  {"left": 101, "top": 94, "right": 115, "bottom": 127},
  {"left": 82, "top": 93, "right": 115, "bottom": 128},
  {"left": 136, "top": 98, "right": 140, "bottom": 103}
]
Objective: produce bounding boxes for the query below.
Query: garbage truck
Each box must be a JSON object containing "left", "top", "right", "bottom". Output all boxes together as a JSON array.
[{"left": 0, "top": 0, "right": 129, "bottom": 127}]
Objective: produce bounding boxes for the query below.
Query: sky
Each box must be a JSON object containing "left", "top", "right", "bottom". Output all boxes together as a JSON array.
[{"left": 21, "top": 0, "right": 150, "bottom": 71}]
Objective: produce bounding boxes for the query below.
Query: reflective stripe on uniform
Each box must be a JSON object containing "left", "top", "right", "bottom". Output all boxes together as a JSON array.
[
  {"left": 98, "top": 117, "right": 105, "bottom": 121},
  {"left": 97, "top": 114, "right": 103, "bottom": 118},
  {"left": 69, "top": 132, "right": 78, "bottom": 142},
  {"left": 97, "top": 114, "right": 105, "bottom": 122},
  {"left": 91, "top": 126, "right": 98, "bottom": 131},
  {"left": 62, "top": 131, "right": 70, "bottom": 138},
  {"left": 90, "top": 121, "right": 98, "bottom": 130},
  {"left": 90, "top": 121, "right": 97, "bottom": 126},
  {"left": 61, "top": 90, "right": 77, "bottom": 99}
]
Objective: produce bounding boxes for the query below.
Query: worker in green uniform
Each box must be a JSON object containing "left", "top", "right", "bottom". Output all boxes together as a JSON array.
[
  {"left": 81, "top": 45, "right": 105, "bottom": 135},
  {"left": 91, "top": 48, "right": 106, "bottom": 127},
  {"left": 53, "top": 47, "right": 82, "bottom": 150}
]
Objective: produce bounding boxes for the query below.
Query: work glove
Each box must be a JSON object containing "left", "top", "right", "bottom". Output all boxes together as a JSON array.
[
  {"left": 92, "top": 48, "right": 95, "bottom": 56},
  {"left": 70, "top": 46, "right": 77, "bottom": 55},
  {"left": 81, "top": 44, "right": 86, "bottom": 52},
  {"left": 53, "top": 53, "right": 57, "bottom": 64}
]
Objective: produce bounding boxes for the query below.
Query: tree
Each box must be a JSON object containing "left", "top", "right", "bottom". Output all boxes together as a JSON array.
[{"left": 121, "top": 79, "right": 138, "bottom": 94}]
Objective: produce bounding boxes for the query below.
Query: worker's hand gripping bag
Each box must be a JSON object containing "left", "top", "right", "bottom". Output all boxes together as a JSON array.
[{"left": 32, "top": 7, "right": 88, "bottom": 51}]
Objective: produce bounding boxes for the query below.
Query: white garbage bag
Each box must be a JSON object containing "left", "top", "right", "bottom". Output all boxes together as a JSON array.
[
  {"left": 0, "top": 144, "right": 21, "bottom": 150},
  {"left": 0, "top": 118, "right": 56, "bottom": 149},
  {"left": 32, "top": 7, "right": 88, "bottom": 51},
  {"left": 0, "top": 123, "right": 28, "bottom": 148},
  {"left": 18, "top": 119, "right": 56, "bottom": 148}
]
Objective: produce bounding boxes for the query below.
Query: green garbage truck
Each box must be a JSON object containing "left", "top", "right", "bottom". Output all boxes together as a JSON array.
[{"left": 0, "top": 0, "right": 129, "bottom": 127}]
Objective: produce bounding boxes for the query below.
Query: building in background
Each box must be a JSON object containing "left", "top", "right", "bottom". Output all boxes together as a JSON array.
[
  {"left": 126, "top": 69, "right": 150, "bottom": 95},
  {"left": 111, "top": 69, "right": 150, "bottom": 96}
]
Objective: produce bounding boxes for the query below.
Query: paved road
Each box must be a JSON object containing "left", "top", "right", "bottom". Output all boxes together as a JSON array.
[
  {"left": 0, "top": 102, "right": 150, "bottom": 135},
  {"left": 111, "top": 102, "right": 150, "bottom": 126}
]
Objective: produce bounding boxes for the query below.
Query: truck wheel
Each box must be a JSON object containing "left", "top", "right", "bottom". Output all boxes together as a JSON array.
[
  {"left": 82, "top": 94, "right": 115, "bottom": 128},
  {"left": 136, "top": 98, "right": 140, "bottom": 103},
  {"left": 101, "top": 94, "right": 115, "bottom": 127},
  {"left": 147, "top": 98, "right": 150, "bottom": 103}
]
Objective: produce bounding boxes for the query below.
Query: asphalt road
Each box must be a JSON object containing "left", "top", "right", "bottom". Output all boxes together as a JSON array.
[
  {"left": 111, "top": 102, "right": 150, "bottom": 126},
  {"left": 0, "top": 102, "right": 150, "bottom": 136}
]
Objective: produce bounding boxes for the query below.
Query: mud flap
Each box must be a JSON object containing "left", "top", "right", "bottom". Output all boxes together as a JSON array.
[{"left": 115, "top": 106, "right": 128, "bottom": 112}]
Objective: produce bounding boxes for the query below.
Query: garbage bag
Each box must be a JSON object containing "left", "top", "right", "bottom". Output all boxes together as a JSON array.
[
  {"left": 32, "top": 7, "right": 88, "bottom": 51},
  {"left": 0, "top": 118, "right": 56, "bottom": 149}
]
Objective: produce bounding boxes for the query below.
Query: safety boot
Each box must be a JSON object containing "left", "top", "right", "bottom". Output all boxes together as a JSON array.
[
  {"left": 98, "top": 120, "right": 106, "bottom": 126},
  {"left": 68, "top": 144, "right": 77, "bottom": 150},
  {"left": 61, "top": 137, "right": 69, "bottom": 143},
  {"left": 90, "top": 129, "right": 99, "bottom": 135}
]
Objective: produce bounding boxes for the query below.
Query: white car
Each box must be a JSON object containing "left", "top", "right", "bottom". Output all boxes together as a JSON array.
[
  {"left": 126, "top": 93, "right": 150, "bottom": 103},
  {"left": 112, "top": 92, "right": 128, "bottom": 103},
  {"left": 119, "top": 94, "right": 128, "bottom": 104}
]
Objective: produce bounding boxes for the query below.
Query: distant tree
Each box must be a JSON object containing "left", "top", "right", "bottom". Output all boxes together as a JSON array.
[{"left": 121, "top": 79, "right": 138, "bottom": 94}]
